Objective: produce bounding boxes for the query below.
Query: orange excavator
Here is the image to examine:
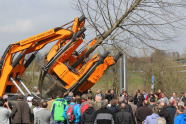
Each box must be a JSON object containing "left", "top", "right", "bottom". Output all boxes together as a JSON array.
[{"left": 0, "top": 15, "right": 122, "bottom": 98}]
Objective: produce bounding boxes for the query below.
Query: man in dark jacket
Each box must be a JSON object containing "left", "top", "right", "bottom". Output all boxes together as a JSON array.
[
  {"left": 82, "top": 102, "right": 95, "bottom": 124},
  {"left": 64, "top": 92, "right": 74, "bottom": 104},
  {"left": 136, "top": 100, "right": 152, "bottom": 124},
  {"left": 116, "top": 103, "right": 134, "bottom": 124},
  {"left": 165, "top": 99, "right": 176, "bottom": 124},
  {"left": 134, "top": 89, "right": 140, "bottom": 105},
  {"left": 116, "top": 97, "right": 133, "bottom": 115},
  {"left": 158, "top": 102, "right": 171, "bottom": 124},
  {"left": 12, "top": 94, "right": 31, "bottom": 124},
  {"left": 92, "top": 99, "right": 115, "bottom": 124}
]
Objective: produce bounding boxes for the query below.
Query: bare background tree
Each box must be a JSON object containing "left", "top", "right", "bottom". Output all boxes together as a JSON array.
[{"left": 74, "top": 0, "right": 186, "bottom": 55}]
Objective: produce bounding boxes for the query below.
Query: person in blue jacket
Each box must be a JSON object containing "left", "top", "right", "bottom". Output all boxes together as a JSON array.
[
  {"left": 63, "top": 98, "right": 81, "bottom": 124},
  {"left": 174, "top": 105, "right": 186, "bottom": 124}
]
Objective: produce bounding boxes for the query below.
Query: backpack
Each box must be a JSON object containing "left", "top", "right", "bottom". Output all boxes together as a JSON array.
[
  {"left": 66, "top": 104, "right": 76, "bottom": 122},
  {"left": 81, "top": 102, "right": 89, "bottom": 117}
]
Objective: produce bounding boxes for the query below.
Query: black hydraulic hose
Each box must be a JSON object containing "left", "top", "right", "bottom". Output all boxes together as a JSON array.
[
  {"left": 78, "top": 15, "right": 86, "bottom": 26},
  {"left": 0, "top": 45, "right": 12, "bottom": 76},
  {"left": 72, "top": 47, "right": 94, "bottom": 68},
  {"left": 12, "top": 49, "right": 27, "bottom": 68},
  {"left": 24, "top": 51, "right": 38, "bottom": 69}
]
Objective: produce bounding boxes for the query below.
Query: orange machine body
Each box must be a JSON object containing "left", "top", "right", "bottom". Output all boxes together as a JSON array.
[{"left": 0, "top": 15, "right": 120, "bottom": 98}]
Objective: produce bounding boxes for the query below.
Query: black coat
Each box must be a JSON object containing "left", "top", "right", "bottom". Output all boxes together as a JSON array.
[
  {"left": 82, "top": 107, "right": 95, "bottom": 124},
  {"left": 159, "top": 108, "right": 171, "bottom": 124},
  {"left": 166, "top": 105, "right": 176, "bottom": 124},
  {"left": 109, "top": 105, "right": 119, "bottom": 114},
  {"left": 105, "top": 94, "right": 113, "bottom": 103},
  {"left": 92, "top": 108, "right": 115, "bottom": 124},
  {"left": 116, "top": 109, "right": 135, "bottom": 124}
]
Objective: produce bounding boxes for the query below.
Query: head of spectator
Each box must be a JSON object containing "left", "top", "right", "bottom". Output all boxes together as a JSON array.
[
  {"left": 142, "top": 90, "right": 146, "bottom": 95},
  {"left": 51, "top": 94, "right": 56, "bottom": 99},
  {"left": 75, "top": 95, "right": 81, "bottom": 100},
  {"left": 123, "top": 91, "right": 128, "bottom": 96},
  {"left": 118, "top": 97, "right": 124, "bottom": 104},
  {"left": 101, "top": 99, "right": 108, "bottom": 108},
  {"left": 177, "top": 105, "right": 184, "bottom": 114},
  {"left": 113, "top": 94, "right": 118, "bottom": 100},
  {"left": 137, "top": 93, "right": 142, "bottom": 98},
  {"left": 110, "top": 99, "right": 118, "bottom": 106},
  {"left": 157, "top": 117, "right": 166, "bottom": 124},
  {"left": 41, "top": 101, "right": 48, "bottom": 108},
  {"left": 71, "top": 98, "right": 76, "bottom": 103},
  {"left": 172, "top": 92, "right": 177, "bottom": 98},
  {"left": 107, "top": 89, "right": 111, "bottom": 95},
  {"left": 87, "top": 89, "right": 92, "bottom": 94},
  {"left": 136, "top": 89, "right": 140, "bottom": 94},
  {"left": 180, "top": 91, "right": 184, "bottom": 97},
  {"left": 152, "top": 106, "right": 159, "bottom": 114},
  {"left": 158, "top": 102, "right": 165, "bottom": 109},
  {"left": 158, "top": 89, "right": 162, "bottom": 94},
  {"left": 32, "top": 99, "right": 37, "bottom": 106},
  {"left": 168, "top": 99, "right": 174, "bottom": 106},
  {"left": 68, "top": 92, "right": 74, "bottom": 97},
  {"left": 3, "top": 95, "right": 8, "bottom": 102},
  {"left": 87, "top": 93, "right": 92, "bottom": 101},
  {"left": 88, "top": 101, "right": 94, "bottom": 108},
  {"left": 96, "top": 89, "right": 101, "bottom": 94},
  {"left": 95, "top": 94, "right": 102, "bottom": 103},
  {"left": 161, "top": 92, "right": 166, "bottom": 98},
  {"left": 150, "top": 91, "right": 154, "bottom": 95},
  {"left": 56, "top": 92, "right": 64, "bottom": 98},
  {"left": 81, "top": 94, "right": 88, "bottom": 101},
  {"left": 150, "top": 97, "right": 155, "bottom": 104},
  {"left": 33, "top": 86, "right": 40, "bottom": 94},
  {"left": 120, "top": 103, "right": 126, "bottom": 110},
  {"left": 18, "top": 94, "right": 24, "bottom": 100},
  {"left": 178, "top": 102, "right": 184, "bottom": 107},
  {"left": 128, "top": 96, "right": 134, "bottom": 103},
  {"left": 110, "top": 89, "right": 114, "bottom": 94},
  {"left": 121, "top": 88, "right": 125, "bottom": 94}
]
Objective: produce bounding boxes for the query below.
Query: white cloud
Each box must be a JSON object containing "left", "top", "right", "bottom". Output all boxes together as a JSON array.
[{"left": 0, "top": 20, "right": 33, "bottom": 33}]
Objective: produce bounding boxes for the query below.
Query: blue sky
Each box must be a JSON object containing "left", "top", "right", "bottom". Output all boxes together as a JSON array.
[{"left": 0, "top": 0, "right": 186, "bottom": 57}]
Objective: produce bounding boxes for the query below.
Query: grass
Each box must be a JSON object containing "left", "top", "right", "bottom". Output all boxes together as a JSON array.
[{"left": 91, "top": 71, "right": 150, "bottom": 96}]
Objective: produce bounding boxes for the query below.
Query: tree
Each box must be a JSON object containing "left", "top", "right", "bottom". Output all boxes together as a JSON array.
[
  {"left": 74, "top": 0, "right": 186, "bottom": 56},
  {"left": 142, "top": 50, "right": 185, "bottom": 96}
]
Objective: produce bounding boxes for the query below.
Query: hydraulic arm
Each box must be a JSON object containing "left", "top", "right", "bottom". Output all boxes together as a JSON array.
[{"left": 0, "top": 16, "right": 85, "bottom": 97}]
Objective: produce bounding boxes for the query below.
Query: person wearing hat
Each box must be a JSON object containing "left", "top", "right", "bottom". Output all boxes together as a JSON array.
[
  {"left": 27, "top": 96, "right": 34, "bottom": 108},
  {"left": 180, "top": 91, "right": 185, "bottom": 102},
  {"left": 81, "top": 101, "right": 95, "bottom": 124}
]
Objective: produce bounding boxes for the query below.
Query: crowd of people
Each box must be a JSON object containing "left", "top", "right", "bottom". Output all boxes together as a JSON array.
[{"left": 0, "top": 87, "right": 186, "bottom": 124}]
